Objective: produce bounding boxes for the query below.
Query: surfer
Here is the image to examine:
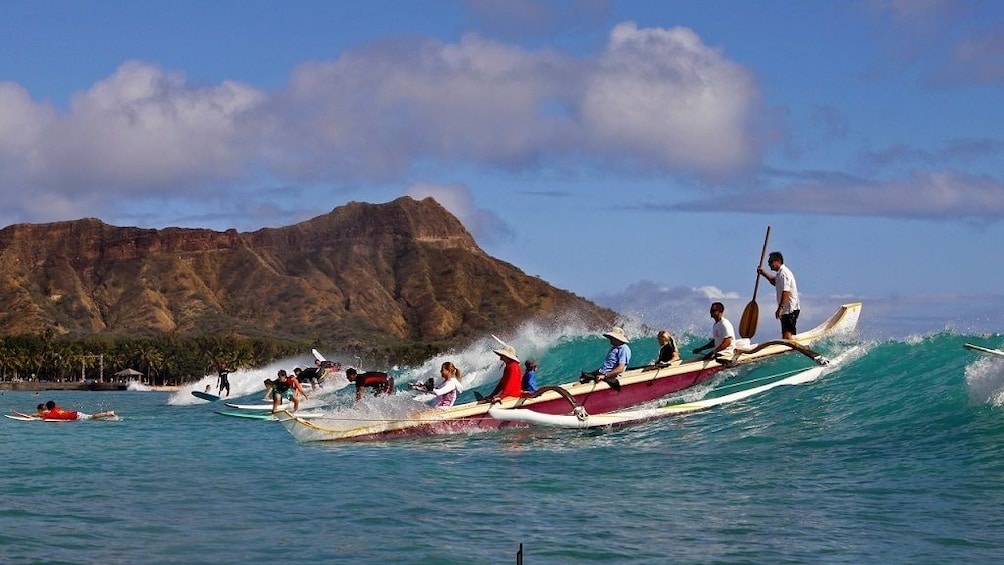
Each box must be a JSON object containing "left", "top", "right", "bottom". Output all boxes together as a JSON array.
[
  {"left": 692, "top": 302, "right": 736, "bottom": 361},
  {"left": 345, "top": 368, "right": 395, "bottom": 401},
  {"left": 757, "top": 251, "right": 800, "bottom": 340},
  {"left": 484, "top": 344, "right": 522, "bottom": 402},
  {"left": 271, "top": 370, "right": 309, "bottom": 413},
  {"left": 579, "top": 327, "right": 632, "bottom": 384},
  {"left": 217, "top": 366, "right": 231, "bottom": 397},
  {"left": 40, "top": 400, "right": 116, "bottom": 420},
  {"left": 300, "top": 359, "right": 339, "bottom": 390}
]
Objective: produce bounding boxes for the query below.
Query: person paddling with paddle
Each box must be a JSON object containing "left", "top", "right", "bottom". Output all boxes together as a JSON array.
[
  {"left": 579, "top": 327, "right": 632, "bottom": 385},
  {"left": 484, "top": 345, "right": 523, "bottom": 402},
  {"left": 757, "top": 251, "right": 801, "bottom": 340},
  {"left": 692, "top": 302, "right": 736, "bottom": 361}
]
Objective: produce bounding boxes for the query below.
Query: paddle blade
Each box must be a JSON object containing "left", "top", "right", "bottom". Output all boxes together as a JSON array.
[{"left": 739, "top": 301, "right": 759, "bottom": 339}]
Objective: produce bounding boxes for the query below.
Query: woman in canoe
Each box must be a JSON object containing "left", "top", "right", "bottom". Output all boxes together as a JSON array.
[{"left": 428, "top": 362, "right": 463, "bottom": 408}]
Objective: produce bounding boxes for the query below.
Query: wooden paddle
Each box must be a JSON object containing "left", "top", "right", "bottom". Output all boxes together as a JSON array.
[{"left": 738, "top": 226, "right": 771, "bottom": 339}]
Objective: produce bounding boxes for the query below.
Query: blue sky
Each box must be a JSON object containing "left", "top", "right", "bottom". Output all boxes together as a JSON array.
[{"left": 2, "top": 0, "right": 1002, "bottom": 339}]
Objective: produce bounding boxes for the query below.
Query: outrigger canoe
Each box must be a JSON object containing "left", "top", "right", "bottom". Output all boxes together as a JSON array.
[
  {"left": 488, "top": 347, "right": 860, "bottom": 429},
  {"left": 275, "top": 302, "right": 862, "bottom": 442}
]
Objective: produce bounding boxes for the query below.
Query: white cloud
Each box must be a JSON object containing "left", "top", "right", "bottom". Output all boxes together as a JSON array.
[
  {"left": 0, "top": 24, "right": 768, "bottom": 225},
  {"left": 580, "top": 22, "right": 762, "bottom": 174}
]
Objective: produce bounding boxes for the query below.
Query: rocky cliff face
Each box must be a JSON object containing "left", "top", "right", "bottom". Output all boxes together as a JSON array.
[{"left": 0, "top": 197, "right": 614, "bottom": 350}]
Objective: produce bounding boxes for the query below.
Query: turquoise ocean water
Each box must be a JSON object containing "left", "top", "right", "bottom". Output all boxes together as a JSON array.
[{"left": 3, "top": 328, "right": 1004, "bottom": 564}]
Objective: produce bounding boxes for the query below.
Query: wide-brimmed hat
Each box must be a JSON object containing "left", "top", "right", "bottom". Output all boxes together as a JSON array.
[
  {"left": 493, "top": 345, "right": 520, "bottom": 362},
  {"left": 603, "top": 326, "right": 630, "bottom": 344}
]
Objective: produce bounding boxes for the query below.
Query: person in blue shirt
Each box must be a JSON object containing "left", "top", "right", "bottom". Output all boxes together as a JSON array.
[
  {"left": 580, "top": 326, "right": 631, "bottom": 384},
  {"left": 522, "top": 358, "right": 539, "bottom": 393}
]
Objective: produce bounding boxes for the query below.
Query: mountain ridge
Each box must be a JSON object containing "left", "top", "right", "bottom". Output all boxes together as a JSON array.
[{"left": 0, "top": 197, "right": 614, "bottom": 354}]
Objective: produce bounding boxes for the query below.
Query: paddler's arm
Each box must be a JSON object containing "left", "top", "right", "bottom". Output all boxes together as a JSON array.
[
  {"left": 757, "top": 265, "right": 777, "bottom": 285},
  {"left": 693, "top": 339, "right": 714, "bottom": 354}
]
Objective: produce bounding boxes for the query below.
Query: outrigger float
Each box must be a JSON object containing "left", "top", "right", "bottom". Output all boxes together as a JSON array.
[{"left": 275, "top": 302, "right": 862, "bottom": 443}]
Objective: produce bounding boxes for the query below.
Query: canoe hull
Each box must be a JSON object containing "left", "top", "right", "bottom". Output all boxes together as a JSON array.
[{"left": 277, "top": 302, "right": 862, "bottom": 442}]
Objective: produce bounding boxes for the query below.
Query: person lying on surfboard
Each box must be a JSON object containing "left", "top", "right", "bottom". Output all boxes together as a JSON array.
[
  {"left": 299, "top": 359, "right": 340, "bottom": 390},
  {"left": 345, "top": 368, "right": 395, "bottom": 401},
  {"left": 39, "top": 400, "right": 116, "bottom": 420}
]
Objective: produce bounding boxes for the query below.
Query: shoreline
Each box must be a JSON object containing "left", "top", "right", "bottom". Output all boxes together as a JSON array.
[{"left": 0, "top": 382, "right": 181, "bottom": 392}]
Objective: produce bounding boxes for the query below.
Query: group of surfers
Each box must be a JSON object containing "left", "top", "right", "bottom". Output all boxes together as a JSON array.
[{"left": 262, "top": 358, "right": 402, "bottom": 413}]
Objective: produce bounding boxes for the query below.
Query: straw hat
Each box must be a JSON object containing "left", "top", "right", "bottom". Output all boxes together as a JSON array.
[
  {"left": 493, "top": 345, "right": 520, "bottom": 362},
  {"left": 602, "top": 326, "right": 630, "bottom": 344}
]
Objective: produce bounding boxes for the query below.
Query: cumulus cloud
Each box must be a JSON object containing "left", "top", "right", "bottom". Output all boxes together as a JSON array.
[
  {"left": 671, "top": 170, "right": 1004, "bottom": 222},
  {"left": 0, "top": 22, "right": 769, "bottom": 226},
  {"left": 580, "top": 22, "right": 762, "bottom": 174}
]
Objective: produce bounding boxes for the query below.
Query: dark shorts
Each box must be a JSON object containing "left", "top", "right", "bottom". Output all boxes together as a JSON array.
[{"left": 781, "top": 310, "right": 800, "bottom": 336}]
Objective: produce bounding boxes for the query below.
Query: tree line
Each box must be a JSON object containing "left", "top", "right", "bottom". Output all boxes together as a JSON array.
[{"left": 0, "top": 330, "right": 310, "bottom": 386}]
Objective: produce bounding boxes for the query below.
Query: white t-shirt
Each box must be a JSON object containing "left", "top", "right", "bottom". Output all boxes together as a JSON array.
[
  {"left": 775, "top": 264, "right": 800, "bottom": 314},
  {"left": 713, "top": 318, "right": 736, "bottom": 354}
]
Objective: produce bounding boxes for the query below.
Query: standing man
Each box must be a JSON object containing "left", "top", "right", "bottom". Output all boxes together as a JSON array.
[
  {"left": 217, "top": 366, "right": 231, "bottom": 397},
  {"left": 693, "top": 302, "right": 736, "bottom": 361},
  {"left": 757, "top": 251, "right": 800, "bottom": 340}
]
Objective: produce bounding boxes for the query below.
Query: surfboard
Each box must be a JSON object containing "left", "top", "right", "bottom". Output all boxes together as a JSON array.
[
  {"left": 224, "top": 402, "right": 283, "bottom": 411},
  {"left": 490, "top": 348, "right": 859, "bottom": 429},
  {"left": 312, "top": 348, "right": 326, "bottom": 362},
  {"left": 964, "top": 343, "right": 1004, "bottom": 358},
  {"left": 214, "top": 410, "right": 326, "bottom": 421},
  {"left": 192, "top": 390, "right": 222, "bottom": 402},
  {"left": 5, "top": 413, "right": 71, "bottom": 422}
]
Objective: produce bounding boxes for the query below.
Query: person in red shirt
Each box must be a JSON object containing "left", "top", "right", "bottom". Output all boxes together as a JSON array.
[
  {"left": 40, "top": 400, "right": 116, "bottom": 420},
  {"left": 485, "top": 344, "right": 522, "bottom": 402}
]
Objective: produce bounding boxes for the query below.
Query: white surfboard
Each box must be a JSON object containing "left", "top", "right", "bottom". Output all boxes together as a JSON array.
[
  {"left": 214, "top": 410, "right": 327, "bottom": 421},
  {"left": 964, "top": 343, "right": 1004, "bottom": 358},
  {"left": 312, "top": 348, "right": 326, "bottom": 362},
  {"left": 224, "top": 402, "right": 282, "bottom": 411},
  {"left": 5, "top": 413, "right": 71, "bottom": 422}
]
